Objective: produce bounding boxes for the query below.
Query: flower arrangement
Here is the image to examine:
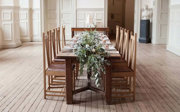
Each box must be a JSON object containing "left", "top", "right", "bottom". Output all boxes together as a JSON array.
[{"left": 74, "top": 30, "right": 109, "bottom": 87}]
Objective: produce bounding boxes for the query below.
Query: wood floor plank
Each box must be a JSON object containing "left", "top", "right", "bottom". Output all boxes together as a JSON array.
[{"left": 79, "top": 80, "right": 86, "bottom": 112}]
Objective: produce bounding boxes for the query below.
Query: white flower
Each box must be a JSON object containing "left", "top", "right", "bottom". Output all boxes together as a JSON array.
[
  {"left": 86, "top": 44, "right": 89, "bottom": 48},
  {"left": 92, "top": 49, "right": 96, "bottom": 52}
]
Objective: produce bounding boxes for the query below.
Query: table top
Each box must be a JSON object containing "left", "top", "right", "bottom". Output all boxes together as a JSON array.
[
  {"left": 57, "top": 51, "right": 120, "bottom": 59},
  {"left": 71, "top": 27, "right": 109, "bottom": 31},
  {"left": 57, "top": 34, "right": 120, "bottom": 59}
]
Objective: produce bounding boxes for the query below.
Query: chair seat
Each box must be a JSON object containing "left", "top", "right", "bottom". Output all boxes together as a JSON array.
[
  {"left": 46, "top": 64, "right": 66, "bottom": 76},
  {"left": 111, "top": 57, "right": 129, "bottom": 64},
  {"left": 112, "top": 71, "right": 134, "bottom": 78},
  {"left": 111, "top": 61, "right": 132, "bottom": 72},
  {"left": 111, "top": 62, "right": 134, "bottom": 78},
  {"left": 52, "top": 59, "right": 66, "bottom": 64},
  {"left": 54, "top": 58, "right": 66, "bottom": 62}
]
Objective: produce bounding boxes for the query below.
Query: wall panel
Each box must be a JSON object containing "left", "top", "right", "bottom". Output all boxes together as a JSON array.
[
  {"left": 167, "top": 4, "right": 180, "bottom": 56},
  {"left": 19, "top": 9, "right": 31, "bottom": 41},
  {"left": 32, "top": 9, "right": 41, "bottom": 41}
]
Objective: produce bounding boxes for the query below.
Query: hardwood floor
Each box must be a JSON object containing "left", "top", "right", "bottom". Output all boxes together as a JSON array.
[{"left": 0, "top": 42, "right": 180, "bottom": 112}]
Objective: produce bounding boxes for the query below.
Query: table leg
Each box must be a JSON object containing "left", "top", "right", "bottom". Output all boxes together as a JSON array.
[
  {"left": 66, "top": 58, "right": 73, "bottom": 104},
  {"left": 105, "top": 63, "right": 112, "bottom": 104}
]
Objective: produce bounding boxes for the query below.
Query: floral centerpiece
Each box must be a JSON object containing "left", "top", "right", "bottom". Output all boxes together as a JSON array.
[{"left": 74, "top": 30, "right": 109, "bottom": 87}]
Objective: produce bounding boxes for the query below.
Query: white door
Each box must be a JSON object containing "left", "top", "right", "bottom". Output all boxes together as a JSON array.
[
  {"left": 153, "top": 0, "right": 169, "bottom": 44},
  {"left": 60, "top": 0, "right": 76, "bottom": 40}
]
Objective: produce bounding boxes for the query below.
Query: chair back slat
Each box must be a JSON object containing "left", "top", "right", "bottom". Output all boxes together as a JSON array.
[
  {"left": 43, "top": 33, "right": 46, "bottom": 71},
  {"left": 51, "top": 29, "right": 56, "bottom": 59},
  {"left": 44, "top": 32, "right": 51, "bottom": 67},
  {"left": 56, "top": 27, "right": 61, "bottom": 52},
  {"left": 122, "top": 30, "right": 129, "bottom": 61},
  {"left": 118, "top": 28, "right": 124, "bottom": 55},
  {"left": 48, "top": 30, "right": 53, "bottom": 62},
  {"left": 62, "top": 26, "right": 66, "bottom": 48},
  {"left": 115, "top": 25, "right": 120, "bottom": 50},
  {"left": 46, "top": 31, "right": 52, "bottom": 65},
  {"left": 128, "top": 33, "right": 137, "bottom": 70}
]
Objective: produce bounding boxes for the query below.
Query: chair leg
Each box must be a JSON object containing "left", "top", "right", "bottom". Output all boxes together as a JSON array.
[
  {"left": 48, "top": 76, "right": 51, "bottom": 90},
  {"left": 133, "top": 76, "right": 136, "bottom": 101},
  {"left": 129, "top": 76, "right": 131, "bottom": 92},
  {"left": 73, "top": 69, "right": 76, "bottom": 91},
  {"left": 75, "top": 63, "right": 79, "bottom": 79},
  {"left": 44, "top": 74, "right": 47, "bottom": 99}
]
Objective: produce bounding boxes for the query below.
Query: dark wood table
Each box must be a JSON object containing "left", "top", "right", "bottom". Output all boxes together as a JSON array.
[{"left": 56, "top": 51, "right": 120, "bottom": 104}]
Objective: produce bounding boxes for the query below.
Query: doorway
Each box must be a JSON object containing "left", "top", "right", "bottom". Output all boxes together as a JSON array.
[{"left": 108, "top": 0, "right": 135, "bottom": 39}]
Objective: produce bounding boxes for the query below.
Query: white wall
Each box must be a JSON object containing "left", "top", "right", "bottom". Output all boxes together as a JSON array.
[
  {"left": 167, "top": 1, "right": 180, "bottom": 56},
  {"left": 33, "top": 0, "right": 40, "bottom": 8},
  {"left": 141, "top": 0, "right": 153, "bottom": 8},
  {"left": 171, "top": 0, "right": 180, "bottom": 5},
  {"left": 77, "top": 0, "right": 104, "bottom": 8}
]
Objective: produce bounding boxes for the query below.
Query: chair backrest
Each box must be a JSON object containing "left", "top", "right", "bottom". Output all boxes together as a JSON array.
[
  {"left": 118, "top": 28, "right": 124, "bottom": 55},
  {"left": 71, "top": 27, "right": 109, "bottom": 38},
  {"left": 43, "top": 32, "right": 51, "bottom": 69},
  {"left": 62, "top": 26, "right": 66, "bottom": 48},
  {"left": 122, "top": 30, "right": 129, "bottom": 61},
  {"left": 128, "top": 33, "right": 137, "bottom": 71},
  {"left": 47, "top": 30, "right": 52, "bottom": 64},
  {"left": 115, "top": 25, "right": 120, "bottom": 50}
]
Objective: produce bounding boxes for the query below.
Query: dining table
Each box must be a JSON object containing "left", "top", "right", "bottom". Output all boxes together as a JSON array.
[{"left": 56, "top": 34, "right": 121, "bottom": 104}]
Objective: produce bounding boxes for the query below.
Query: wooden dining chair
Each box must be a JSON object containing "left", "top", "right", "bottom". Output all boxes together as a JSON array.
[
  {"left": 50, "top": 28, "right": 76, "bottom": 90},
  {"left": 111, "top": 28, "right": 128, "bottom": 64},
  {"left": 111, "top": 29, "right": 130, "bottom": 91},
  {"left": 111, "top": 33, "right": 137, "bottom": 101},
  {"left": 47, "top": 30, "right": 65, "bottom": 64},
  {"left": 43, "top": 33, "right": 67, "bottom": 99}
]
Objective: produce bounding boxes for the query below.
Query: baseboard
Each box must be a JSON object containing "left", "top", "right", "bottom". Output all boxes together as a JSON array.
[
  {"left": 21, "top": 38, "right": 31, "bottom": 42},
  {"left": 167, "top": 45, "right": 180, "bottom": 56},
  {"left": 0, "top": 41, "right": 22, "bottom": 49}
]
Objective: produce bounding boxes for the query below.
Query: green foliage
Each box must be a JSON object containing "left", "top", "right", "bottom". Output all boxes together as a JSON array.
[{"left": 74, "top": 30, "right": 109, "bottom": 87}]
